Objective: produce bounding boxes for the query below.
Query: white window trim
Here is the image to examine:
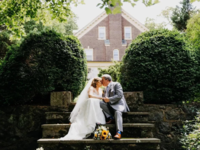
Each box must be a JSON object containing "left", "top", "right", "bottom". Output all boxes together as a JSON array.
[
  {"left": 113, "top": 49, "right": 119, "bottom": 61},
  {"left": 85, "top": 49, "right": 93, "bottom": 61},
  {"left": 124, "top": 26, "right": 132, "bottom": 40},
  {"left": 98, "top": 26, "right": 106, "bottom": 40}
]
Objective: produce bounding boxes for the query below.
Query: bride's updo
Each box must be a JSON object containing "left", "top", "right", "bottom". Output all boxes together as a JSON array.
[{"left": 91, "top": 77, "right": 101, "bottom": 88}]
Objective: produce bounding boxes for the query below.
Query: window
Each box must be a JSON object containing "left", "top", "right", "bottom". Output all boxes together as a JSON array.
[
  {"left": 124, "top": 27, "right": 132, "bottom": 40},
  {"left": 113, "top": 49, "right": 119, "bottom": 61},
  {"left": 85, "top": 49, "right": 93, "bottom": 61},
  {"left": 98, "top": 27, "right": 106, "bottom": 40}
]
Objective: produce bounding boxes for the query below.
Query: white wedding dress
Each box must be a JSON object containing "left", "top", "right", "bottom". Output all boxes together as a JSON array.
[{"left": 60, "top": 79, "right": 106, "bottom": 140}]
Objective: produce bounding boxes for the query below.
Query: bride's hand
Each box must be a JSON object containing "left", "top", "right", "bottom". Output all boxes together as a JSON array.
[{"left": 103, "top": 97, "right": 110, "bottom": 103}]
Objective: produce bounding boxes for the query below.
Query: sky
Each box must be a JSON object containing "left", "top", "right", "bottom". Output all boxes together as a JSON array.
[{"left": 71, "top": 0, "right": 200, "bottom": 31}]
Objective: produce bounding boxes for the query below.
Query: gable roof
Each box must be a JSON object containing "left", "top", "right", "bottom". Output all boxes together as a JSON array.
[{"left": 74, "top": 8, "right": 149, "bottom": 39}]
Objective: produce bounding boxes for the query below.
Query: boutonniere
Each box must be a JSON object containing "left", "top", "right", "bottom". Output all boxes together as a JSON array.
[{"left": 101, "top": 86, "right": 106, "bottom": 93}]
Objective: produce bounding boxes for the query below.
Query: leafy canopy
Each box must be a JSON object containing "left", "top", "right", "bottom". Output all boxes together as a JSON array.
[
  {"left": 186, "top": 13, "right": 200, "bottom": 50},
  {"left": 171, "top": 0, "right": 196, "bottom": 32},
  {"left": 145, "top": 17, "right": 167, "bottom": 30},
  {"left": 0, "top": 0, "right": 160, "bottom": 36}
]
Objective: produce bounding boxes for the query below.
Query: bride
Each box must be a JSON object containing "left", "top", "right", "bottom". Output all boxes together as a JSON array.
[{"left": 60, "top": 77, "right": 105, "bottom": 140}]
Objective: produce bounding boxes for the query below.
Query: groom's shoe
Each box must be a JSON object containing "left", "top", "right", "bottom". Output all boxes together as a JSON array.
[
  {"left": 114, "top": 132, "right": 121, "bottom": 139},
  {"left": 106, "top": 119, "right": 115, "bottom": 124}
]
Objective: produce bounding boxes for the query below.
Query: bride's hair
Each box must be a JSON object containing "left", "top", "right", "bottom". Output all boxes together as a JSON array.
[{"left": 91, "top": 77, "right": 101, "bottom": 88}]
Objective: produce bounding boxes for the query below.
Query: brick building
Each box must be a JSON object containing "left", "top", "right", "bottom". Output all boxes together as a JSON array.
[{"left": 75, "top": 9, "right": 148, "bottom": 79}]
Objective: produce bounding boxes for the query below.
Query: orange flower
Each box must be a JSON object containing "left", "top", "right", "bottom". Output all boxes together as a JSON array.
[
  {"left": 102, "top": 130, "right": 108, "bottom": 137},
  {"left": 100, "top": 135, "right": 106, "bottom": 140}
]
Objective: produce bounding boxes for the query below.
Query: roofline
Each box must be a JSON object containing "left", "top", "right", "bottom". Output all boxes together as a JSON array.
[
  {"left": 121, "top": 8, "right": 149, "bottom": 32},
  {"left": 74, "top": 8, "right": 149, "bottom": 39},
  {"left": 74, "top": 11, "right": 107, "bottom": 39}
]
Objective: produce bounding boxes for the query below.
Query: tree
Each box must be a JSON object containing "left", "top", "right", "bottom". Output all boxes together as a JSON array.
[
  {"left": 145, "top": 17, "right": 167, "bottom": 30},
  {"left": 98, "top": 61, "right": 122, "bottom": 82},
  {"left": 0, "top": 30, "right": 17, "bottom": 59},
  {"left": 171, "top": 0, "right": 196, "bottom": 32},
  {"left": 23, "top": 10, "right": 78, "bottom": 36},
  {"left": 159, "top": 7, "right": 174, "bottom": 26},
  {"left": 0, "top": 0, "right": 160, "bottom": 36},
  {"left": 186, "top": 13, "right": 200, "bottom": 50}
]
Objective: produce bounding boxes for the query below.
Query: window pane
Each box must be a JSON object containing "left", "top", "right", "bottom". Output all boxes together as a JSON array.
[
  {"left": 125, "top": 27, "right": 131, "bottom": 39},
  {"left": 99, "top": 27, "right": 105, "bottom": 39},
  {"left": 85, "top": 49, "right": 93, "bottom": 61},
  {"left": 113, "top": 50, "right": 119, "bottom": 60}
]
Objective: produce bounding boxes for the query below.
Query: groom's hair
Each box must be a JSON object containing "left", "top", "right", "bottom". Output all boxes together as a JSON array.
[{"left": 102, "top": 74, "right": 112, "bottom": 81}]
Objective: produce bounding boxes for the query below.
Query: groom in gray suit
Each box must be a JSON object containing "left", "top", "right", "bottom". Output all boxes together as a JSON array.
[{"left": 100, "top": 74, "right": 130, "bottom": 139}]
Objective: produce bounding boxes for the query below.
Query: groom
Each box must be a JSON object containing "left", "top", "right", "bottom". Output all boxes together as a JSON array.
[{"left": 100, "top": 74, "right": 130, "bottom": 139}]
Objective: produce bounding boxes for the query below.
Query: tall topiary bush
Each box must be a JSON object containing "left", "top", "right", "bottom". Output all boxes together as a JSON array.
[
  {"left": 120, "top": 29, "right": 199, "bottom": 104},
  {"left": 0, "top": 29, "right": 87, "bottom": 105}
]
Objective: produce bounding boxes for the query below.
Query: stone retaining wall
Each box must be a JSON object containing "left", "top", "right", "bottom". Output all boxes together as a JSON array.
[
  {"left": 0, "top": 91, "right": 199, "bottom": 150},
  {"left": 0, "top": 106, "right": 70, "bottom": 150},
  {"left": 139, "top": 104, "right": 199, "bottom": 150}
]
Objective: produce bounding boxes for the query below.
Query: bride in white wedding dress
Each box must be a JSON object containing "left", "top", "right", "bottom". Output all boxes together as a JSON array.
[{"left": 60, "top": 77, "right": 105, "bottom": 140}]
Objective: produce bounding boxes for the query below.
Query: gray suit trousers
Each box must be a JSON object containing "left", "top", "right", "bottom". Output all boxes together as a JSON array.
[{"left": 100, "top": 101, "right": 123, "bottom": 132}]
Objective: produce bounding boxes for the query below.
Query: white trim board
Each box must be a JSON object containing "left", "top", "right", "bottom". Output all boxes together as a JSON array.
[
  {"left": 121, "top": 9, "right": 149, "bottom": 32},
  {"left": 75, "top": 11, "right": 108, "bottom": 39}
]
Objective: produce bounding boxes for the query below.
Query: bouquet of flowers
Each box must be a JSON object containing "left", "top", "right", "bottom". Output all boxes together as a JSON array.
[{"left": 93, "top": 125, "right": 112, "bottom": 140}]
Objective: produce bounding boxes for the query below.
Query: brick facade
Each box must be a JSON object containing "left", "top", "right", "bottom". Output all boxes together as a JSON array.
[
  {"left": 79, "top": 13, "right": 142, "bottom": 61},
  {"left": 75, "top": 10, "right": 148, "bottom": 79}
]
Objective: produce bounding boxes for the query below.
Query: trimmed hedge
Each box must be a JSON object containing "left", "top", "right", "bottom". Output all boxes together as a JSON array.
[
  {"left": 0, "top": 29, "right": 87, "bottom": 105},
  {"left": 120, "top": 29, "right": 199, "bottom": 104}
]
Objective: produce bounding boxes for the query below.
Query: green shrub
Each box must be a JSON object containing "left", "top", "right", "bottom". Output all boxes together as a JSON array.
[
  {"left": 0, "top": 30, "right": 16, "bottom": 59},
  {"left": 120, "top": 29, "right": 199, "bottom": 104},
  {"left": 98, "top": 61, "right": 121, "bottom": 82},
  {"left": 180, "top": 110, "right": 200, "bottom": 149},
  {"left": 0, "top": 29, "right": 87, "bottom": 105}
]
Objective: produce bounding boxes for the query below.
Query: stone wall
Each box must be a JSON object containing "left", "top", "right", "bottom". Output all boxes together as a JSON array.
[
  {"left": 0, "top": 106, "right": 69, "bottom": 150},
  {"left": 0, "top": 92, "right": 199, "bottom": 150},
  {"left": 135, "top": 104, "right": 199, "bottom": 150}
]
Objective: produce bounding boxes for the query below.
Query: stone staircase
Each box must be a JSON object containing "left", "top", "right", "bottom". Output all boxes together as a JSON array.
[{"left": 37, "top": 92, "right": 161, "bottom": 150}]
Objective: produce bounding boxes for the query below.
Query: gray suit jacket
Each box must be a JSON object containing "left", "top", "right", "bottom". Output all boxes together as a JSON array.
[{"left": 106, "top": 82, "right": 130, "bottom": 112}]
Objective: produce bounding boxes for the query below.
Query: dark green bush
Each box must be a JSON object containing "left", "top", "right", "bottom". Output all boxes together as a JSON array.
[
  {"left": 98, "top": 61, "right": 121, "bottom": 82},
  {"left": 120, "top": 29, "right": 199, "bottom": 104},
  {"left": 0, "top": 29, "right": 87, "bottom": 105}
]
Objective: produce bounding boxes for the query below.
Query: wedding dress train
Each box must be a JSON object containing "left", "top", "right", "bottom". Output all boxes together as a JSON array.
[{"left": 60, "top": 79, "right": 105, "bottom": 140}]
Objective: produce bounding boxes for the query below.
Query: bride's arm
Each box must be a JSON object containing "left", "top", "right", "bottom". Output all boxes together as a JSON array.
[{"left": 88, "top": 87, "right": 103, "bottom": 99}]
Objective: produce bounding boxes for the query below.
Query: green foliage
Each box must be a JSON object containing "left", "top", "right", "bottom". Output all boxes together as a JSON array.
[
  {"left": 0, "top": 29, "right": 87, "bottom": 105},
  {"left": 120, "top": 29, "right": 199, "bottom": 104},
  {"left": 0, "top": 0, "right": 161, "bottom": 36},
  {"left": 186, "top": 13, "right": 200, "bottom": 50},
  {"left": 0, "top": 30, "right": 17, "bottom": 59},
  {"left": 145, "top": 17, "right": 167, "bottom": 30},
  {"left": 98, "top": 61, "right": 122, "bottom": 82},
  {"left": 23, "top": 20, "right": 44, "bottom": 35},
  {"left": 23, "top": 11, "right": 78, "bottom": 37},
  {"left": 171, "top": 0, "right": 196, "bottom": 32},
  {"left": 180, "top": 110, "right": 200, "bottom": 149},
  {"left": 159, "top": 7, "right": 174, "bottom": 27}
]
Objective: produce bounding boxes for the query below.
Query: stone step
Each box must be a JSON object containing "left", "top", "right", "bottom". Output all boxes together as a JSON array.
[
  {"left": 42, "top": 123, "right": 155, "bottom": 138},
  {"left": 45, "top": 112, "right": 150, "bottom": 124},
  {"left": 37, "top": 138, "right": 161, "bottom": 150}
]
